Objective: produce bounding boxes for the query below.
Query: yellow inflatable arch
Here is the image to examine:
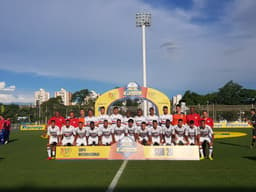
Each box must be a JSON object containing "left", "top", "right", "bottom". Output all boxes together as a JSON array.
[{"left": 95, "top": 82, "right": 171, "bottom": 116}]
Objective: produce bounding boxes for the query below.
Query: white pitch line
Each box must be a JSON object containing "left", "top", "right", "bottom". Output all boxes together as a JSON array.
[{"left": 106, "top": 160, "right": 128, "bottom": 192}]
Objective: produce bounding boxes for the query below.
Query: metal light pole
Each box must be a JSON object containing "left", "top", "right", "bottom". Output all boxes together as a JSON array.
[{"left": 136, "top": 12, "right": 151, "bottom": 116}]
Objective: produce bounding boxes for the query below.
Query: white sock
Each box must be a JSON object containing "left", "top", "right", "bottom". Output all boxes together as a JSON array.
[
  {"left": 47, "top": 147, "right": 51, "bottom": 157},
  {"left": 52, "top": 150, "right": 56, "bottom": 157},
  {"left": 209, "top": 146, "right": 213, "bottom": 157},
  {"left": 200, "top": 148, "right": 204, "bottom": 157}
]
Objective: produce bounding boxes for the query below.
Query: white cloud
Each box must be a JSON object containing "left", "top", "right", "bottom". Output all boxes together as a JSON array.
[
  {"left": 0, "top": 82, "right": 16, "bottom": 91},
  {"left": 0, "top": 93, "right": 33, "bottom": 104},
  {"left": 0, "top": 0, "right": 255, "bottom": 94}
]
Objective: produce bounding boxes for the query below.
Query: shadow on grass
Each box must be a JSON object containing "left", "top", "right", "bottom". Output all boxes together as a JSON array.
[
  {"left": 217, "top": 141, "right": 249, "bottom": 149},
  {"left": 8, "top": 138, "right": 19, "bottom": 143},
  {"left": 0, "top": 187, "right": 256, "bottom": 192},
  {"left": 243, "top": 156, "right": 256, "bottom": 161}
]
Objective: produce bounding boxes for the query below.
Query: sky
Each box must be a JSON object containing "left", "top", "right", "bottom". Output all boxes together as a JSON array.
[{"left": 0, "top": 0, "right": 256, "bottom": 103}]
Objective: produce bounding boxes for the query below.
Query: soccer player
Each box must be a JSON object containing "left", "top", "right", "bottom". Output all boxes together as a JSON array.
[
  {"left": 3, "top": 118, "right": 11, "bottom": 144},
  {"left": 46, "top": 120, "right": 60, "bottom": 160},
  {"left": 137, "top": 122, "right": 150, "bottom": 145},
  {"left": 123, "top": 111, "right": 134, "bottom": 126},
  {"left": 86, "top": 121, "right": 100, "bottom": 146},
  {"left": 199, "top": 120, "right": 214, "bottom": 160},
  {"left": 112, "top": 119, "right": 126, "bottom": 143},
  {"left": 146, "top": 107, "right": 160, "bottom": 127},
  {"left": 173, "top": 119, "right": 188, "bottom": 145},
  {"left": 85, "top": 109, "right": 98, "bottom": 126},
  {"left": 48, "top": 111, "right": 65, "bottom": 129},
  {"left": 100, "top": 120, "right": 113, "bottom": 146},
  {"left": 150, "top": 120, "right": 163, "bottom": 146},
  {"left": 159, "top": 106, "right": 173, "bottom": 127},
  {"left": 201, "top": 111, "right": 214, "bottom": 128},
  {"left": 60, "top": 119, "right": 75, "bottom": 146},
  {"left": 187, "top": 120, "right": 200, "bottom": 145},
  {"left": 163, "top": 119, "right": 174, "bottom": 145},
  {"left": 97, "top": 106, "right": 110, "bottom": 128},
  {"left": 110, "top": 107, "right": 123, "bottom": 125},
  {"left": 74, "top": 121, "right": 87, "bottom": 146},
  {"left": 186, "top": 107, "right": 201, "bottom": 127},
  {"left": 125, "top": 119, "right": 137, "bottom": 141},
  {"left": 249, "top": 108, "right": 256, "bottom": 148},
  {"left": 67, "top": 111, "right": 79, "bottom": 128},
  {"left": 172, "top": 104, "right": 186, "bottom": 125},
  {"left": 0, "top": 116, "right": 4, "bottom": 144},
  {"left": 134, "top": 108, "right": 147, "bottom": 128},
  {"left": 78, "top": 109, "right": 86, "bottom": 125}
]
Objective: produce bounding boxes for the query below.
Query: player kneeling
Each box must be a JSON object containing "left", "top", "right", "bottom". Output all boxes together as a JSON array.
[
  {"left": 60, "top": 119, "right": 75, "bottom": 146},
  {"left": 137, "top": 122, "right": 150, "bottom": 145},
  {"left": 112, "top": 119, "right": 126, "bottom": 143},
  {"left": 86, "top": 121, "right": 100, "bottom": 146},
  {"left": 100, "top": 120, "right": 113, "bottom": 146},
  {"left": 46, "top": 120, "right": 60, "bottom": 160},
  {"left": 150, "top": 120, "right": 163, "bottom": 146},
  {"left": 187, "top": 120, "right": 200, "bottom": 145},
  {"left": 163, "top": 119, "right": 174, "bottom": 145},
  {"left": 74, "top": 121, "right": 87, "bottom": 146},
  {"left": 199, "top": 120, "right": 214, "bottom": 160},
  {"left": 173, "top": 119, "right": 189, "bottom": 145}
]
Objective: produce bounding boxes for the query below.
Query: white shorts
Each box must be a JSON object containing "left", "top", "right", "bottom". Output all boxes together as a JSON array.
[
  {"left": 62, "top": 137, "right": 74, "bottom": 146},
  {"left": 165, "top": 136, "right": 172, "bottom": 145},
  {"left": 114, "top": 134, "right": 125, "bottom": 142},
  {"left": 76, "top": 137, "right": 87, "bottom": 146},
  {"left": 175, "top": 135, "right": 186, "bottom": 145},
  {"left": 102, "top": 136, "right": 112, "bottom": 145},
  {"left": 88, "top": 137, "right": 98, "bottom": 145},
  {"left": 49, "top": 137, "right": 58, "bottom": 145},
  {"left": 152, "top": 136, "right": 161, "bottom": 144},
  {"left": 188, "top": 137, "right": 196, "bottom": 145},
  {"left": 138, "top": 136, "right": 149, "bottom": 142},
  {"left": 200, "top": 137, "right": 211, "bottom": 144}
]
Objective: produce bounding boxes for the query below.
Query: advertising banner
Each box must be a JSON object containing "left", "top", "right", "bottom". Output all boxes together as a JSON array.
[{"left": 20, "top": 124, "right": 46, "bottom": 131}]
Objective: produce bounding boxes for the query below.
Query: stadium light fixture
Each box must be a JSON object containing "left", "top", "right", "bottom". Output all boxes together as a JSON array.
[{"left": 136, "top": 12, "right": 151, "bottom": 116}]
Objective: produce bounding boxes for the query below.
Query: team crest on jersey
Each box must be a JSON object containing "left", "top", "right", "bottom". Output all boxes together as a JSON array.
[
  {"left": 116, "top": 136, "right": 137, "bottom": 158},
  {"left": 124, "top": 82, "right": 142, "bottom": 97}
]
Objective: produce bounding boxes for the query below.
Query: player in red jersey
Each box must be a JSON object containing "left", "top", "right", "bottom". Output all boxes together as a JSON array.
[
  {"left": 172, "top": 104, "right": 186, "bottom": 125},
  {"left": 186, "top": 107, "right": 201, "bottom": 127},
  {"left": 201, "top": 111, "right": 214, "bottom": 128},
  {"left": 48, "top": 111, "right": 65, "bottom": 130},
  {"left": 67, "top": 111, "right": 79, "bottom": 128}
]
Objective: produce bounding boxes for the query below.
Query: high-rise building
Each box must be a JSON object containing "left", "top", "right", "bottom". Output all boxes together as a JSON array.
[
  {"left": 54, "top": 88, "right": 72, "bottom": 106},
  {"left": 34, "top": 88, "right": 50, "bottom": 106}
]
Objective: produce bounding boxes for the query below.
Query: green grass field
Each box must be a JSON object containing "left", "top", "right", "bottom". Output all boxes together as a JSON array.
[{"left": 0, "top": 128, "right": 256, "bottom": 192}]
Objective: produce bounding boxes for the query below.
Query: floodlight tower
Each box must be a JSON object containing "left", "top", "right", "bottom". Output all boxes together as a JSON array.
[{"left": 136, "top": 12, "right": 151, "bottom": 116}]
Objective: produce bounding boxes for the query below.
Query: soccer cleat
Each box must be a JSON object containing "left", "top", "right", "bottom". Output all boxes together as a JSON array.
[
  {"left": 209, "top": 156, "right": 214, "bottom": 160},
  {"left": 47, "top": 157, "right": 52, "bottom": 160},
  {"left": 200, "top": 157, "right": 205, "bottom": 160}
]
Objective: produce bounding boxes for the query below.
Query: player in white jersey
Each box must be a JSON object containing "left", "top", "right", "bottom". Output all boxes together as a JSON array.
[
  {"left": 86, "top": 121, "right": 100, "bottom": 146},
  {"left": 173, "top": 119, "right": 188, "bottom": 145},
  {"left": 100, "top": 120, "right": 113, "bottom": 146},
  {"left": 123, "top": 111, "right": 134, "bottom": 126},
  {"left": 97, "top": 106, "right": 110, "bottom": 128},
  {"left": 199, "top": 120, "right": 214, "bottom": 160},
  {"left": 74, "top": 121, "right": 87, "bottom": 146},
  {"left": 85, "top": 109, "right": 98, "bottom": 126},
  {"left": 109, "top": 107, "right": 123, "bottom": 125},
  {"left": 125, "top": 119, "right": 137, "bottom": 141},
  {"left": 46, "top": 120, "right": 60, "bottom": 160},
  {"left": 187, "top": 120, "right": 200, "bottom": 145},
  {"left": 134, "top": 109, "right": 147, "bottom": 128},
  {"left": 146, "top": 107, "right": 160, "bottom": 127},
  {"left": 159, "top": 106, "right": 173, "bottom": 128},
  {"left": 60, "top": 119, "right": 75, "bottom": 146},
  {"left": 112, "top": 119, "right": 126, "bottom": 143},
  {"left": 137, "top": 122, "right": 151, "bottom": 145},
  {"left": 150, "top": 120, "right": 163, "bottom": 145},
  {"left": 163, "top": 119, "right": 174, "bottom": 145}
]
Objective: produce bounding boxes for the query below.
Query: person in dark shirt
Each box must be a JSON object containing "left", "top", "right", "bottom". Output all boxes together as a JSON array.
[{"left": 249, "top": 109, "right": 256, "bottom": 148}]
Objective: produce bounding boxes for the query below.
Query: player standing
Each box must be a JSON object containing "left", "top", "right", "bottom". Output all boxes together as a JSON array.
[
  {"left": 67, "top": 111, "right": 79, "bottom": 128},
  {"left": 46, "top": 120, "right": 60, "bottom": 160},
  {"left": 97, "top": 106, "right": 110, "bottom": 128},
  {"left": 125, "top": 119, "right": 137, "bottom": 141},
  {"left": 60, "top": 119, "right": 75, "bottom": 146},
  {"left": 78, "top": 109, "right": 86, "bottom": 125},
  {"left": 163, "top": 119, "right": 174, "bottom": 145},
  {"left": 136, "top": 122, "right": 150, "bottom": 145},
  {"left": 74, "top": 121, "right": 87, "bottom": 146},
  {"left": 86, "top": 121, "right": 100, "bottom": 146},
  {"left": 150, "top": 120, "right": 163, "bottom": 146},
  {"left": 186, "top": 107, "right": 201, "bottom": 127},
  {"left": 110, "top": 107, "right": 123, "bottom": 125},
  {"left": 134, "top": 109, "right": 147, "bottom": 128},
  {"left": 123, "top": 111, "right": 134, "bottom": 126},
  {"left": 199, "top": 120, "right": 214, "bottom": 160},
  {"left": 172, "top": 104, "right": 186, "bottom": 125},
  {"left": 249, "top": 109, "right": 256, "bottom": 148},
  {"left": 48, "top": 111, "right": 66, "bottom": 130},
  {"left": 159, "top": 106, "right": 173, "bottom": 127},
  {"left": 146, "top": 107, "right": 159, "bottom": 127},
  {"left": 85, "top": 109, "right": 98, "bottom": 127},
  {"left": 100, "top": 120, "right": 113, "bottom": 146},
  {"left": 112, "top": 119, "right": 126, "bottom": 143},
  {"left": 187, "top": 120, "right": 200, "bottom": 145},
  {"left": 201, "top": 111, "right": 214, "bottom": 128},
  {"left": 173, "top": 119, "right": 188, "bottom": 145}
]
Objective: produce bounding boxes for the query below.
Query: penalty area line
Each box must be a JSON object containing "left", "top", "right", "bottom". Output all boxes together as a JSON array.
[{"left": 106, "top": 160, "right": 128, "bottom": 192}]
